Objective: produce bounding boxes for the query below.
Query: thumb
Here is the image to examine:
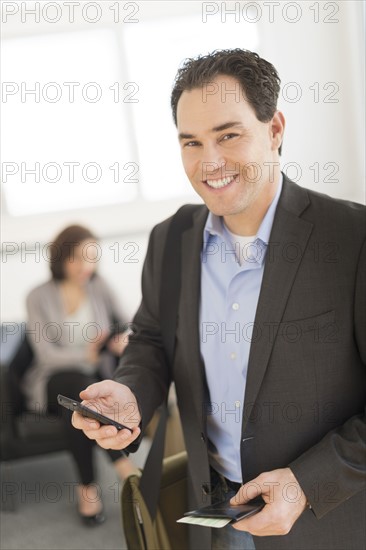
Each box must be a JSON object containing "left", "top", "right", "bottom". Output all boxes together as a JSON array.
[
  {"left": 230, "top": 478, "right": 263, "bottom": 506},
  {"left": 79, "top": 380, "right": 111, "bottom": 400}
]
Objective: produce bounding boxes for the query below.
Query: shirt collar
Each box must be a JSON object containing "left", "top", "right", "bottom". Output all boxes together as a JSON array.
[{"left": 203, "top": 173, "right": 283, "bottom": 251}]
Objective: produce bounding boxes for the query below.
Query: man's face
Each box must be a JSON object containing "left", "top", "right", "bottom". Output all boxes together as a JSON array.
[{"left": 177, "top": 75, "right": 284, "bottom": 233}]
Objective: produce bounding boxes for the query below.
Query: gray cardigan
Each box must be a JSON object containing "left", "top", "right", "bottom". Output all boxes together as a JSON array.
[{"left": 22, "top": 275, "right": 126, "bottom": 410}]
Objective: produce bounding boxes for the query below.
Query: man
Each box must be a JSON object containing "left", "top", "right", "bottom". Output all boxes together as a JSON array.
[{"left": 73, "top": 50, "right": 366, "bottom": 549}]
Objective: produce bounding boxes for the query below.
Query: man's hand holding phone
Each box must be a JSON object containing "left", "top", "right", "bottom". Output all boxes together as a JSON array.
[{"left": 71, "top": 380, "right": 141, "bottom": 450}]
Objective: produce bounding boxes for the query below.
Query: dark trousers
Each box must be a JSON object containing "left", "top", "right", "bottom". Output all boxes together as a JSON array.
[{"left": 47, "top": 370, "right": 124, "bottom": 485}]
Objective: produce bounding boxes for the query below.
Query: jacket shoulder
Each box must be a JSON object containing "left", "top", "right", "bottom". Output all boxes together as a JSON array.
[
  {"left": 305, "top": 188, "right": 366, "bottom": 242},
  {"left": 306, "top": 187, "right": 366, "bottom": 218},
  {"left": 282, "top": 176, "right": 366, "bottom": 235}
]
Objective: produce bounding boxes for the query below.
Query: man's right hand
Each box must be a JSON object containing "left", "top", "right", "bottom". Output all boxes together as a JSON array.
[{"left": 71, "top": 380, "right": 141, "bottom": 450}]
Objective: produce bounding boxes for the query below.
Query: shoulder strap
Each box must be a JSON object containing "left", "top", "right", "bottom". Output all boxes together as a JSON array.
[
  {"left": 160, "top": 204, "right": 201, "bottom": 366},
  {"left": 139, "top": 204, "right": 201, "bottom": 520}
]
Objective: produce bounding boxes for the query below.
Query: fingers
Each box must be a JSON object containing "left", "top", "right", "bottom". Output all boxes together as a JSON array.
[
  {"left": 232, "top": 505, "right": 269, "bottom": 534},
  {"left": 94, "top": 426, "right": 141, "bottom": 450},
  {"left": 72, "top": 411, "right": 141, "bottom": 450},
  {"left": 232, "top": 503, "right": 295, "bottom": 536}
]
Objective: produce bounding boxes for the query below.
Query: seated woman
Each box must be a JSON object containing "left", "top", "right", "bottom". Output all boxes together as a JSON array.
[{"left": 22, "top": 224, "right": 137, "bottom": 526}]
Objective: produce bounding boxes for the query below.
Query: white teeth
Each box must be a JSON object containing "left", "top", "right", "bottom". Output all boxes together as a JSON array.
[{"left": 205, "top": 175, "right": 237, "bottom": 189}]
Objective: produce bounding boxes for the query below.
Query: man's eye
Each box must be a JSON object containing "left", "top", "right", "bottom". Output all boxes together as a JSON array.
[
  {"left": 221, "top": 133, "right": 239, "bottom": 141},
  {"left": 184, "top": 141, "right": 200, "bottom": 147}
]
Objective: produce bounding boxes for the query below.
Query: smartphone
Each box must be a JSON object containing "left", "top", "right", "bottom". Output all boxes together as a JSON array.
[{"left": 57, "top": 394, "right": 133, "bottom": 433}]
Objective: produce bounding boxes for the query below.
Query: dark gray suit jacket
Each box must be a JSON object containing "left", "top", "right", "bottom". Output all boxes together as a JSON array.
[{"left": 115, "top": 175, "right": 366, "bottom": 549}]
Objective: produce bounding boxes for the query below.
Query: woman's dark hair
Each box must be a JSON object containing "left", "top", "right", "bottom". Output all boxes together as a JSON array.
[
  {"left": 50, "top": 225, "right": 97, "bottom": 280},
  {"left": 171, "top": 48, "right": 281, "bottom": 142}
]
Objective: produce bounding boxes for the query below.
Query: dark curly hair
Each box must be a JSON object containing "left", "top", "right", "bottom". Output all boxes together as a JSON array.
[
  {"left": 50, "top": 225, "right": 97, "bottom": 280},
  {"left": 171, "top": 48, "right": 282, "bottom": 152}
]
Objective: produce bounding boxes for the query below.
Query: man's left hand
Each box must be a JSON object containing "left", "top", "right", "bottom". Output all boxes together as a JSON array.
[{"left": 230, "top": 467, "right": 308, "bottom": 536}]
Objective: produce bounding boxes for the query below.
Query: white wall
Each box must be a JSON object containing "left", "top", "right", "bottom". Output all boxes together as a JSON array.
[
  {"left": 1, "top": 1, "right": 365, "bottom": 322},
  {"left": 261, "top": 0, "right": 365, "bottom": 203}
]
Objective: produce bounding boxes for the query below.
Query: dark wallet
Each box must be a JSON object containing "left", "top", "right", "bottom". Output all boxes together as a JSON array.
[{"left": 184, "top": 497, "right": 265, "bottom": 522}]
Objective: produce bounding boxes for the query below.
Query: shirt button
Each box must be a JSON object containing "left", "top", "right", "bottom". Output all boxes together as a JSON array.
[
  {"left": 230, "top": 352, "right": 236, "bottom": 360},
  {"left": 232, "top": 303, "right": 239, "bottom": 311}
]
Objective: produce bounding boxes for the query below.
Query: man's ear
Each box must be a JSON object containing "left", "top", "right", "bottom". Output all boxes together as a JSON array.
[{"left": 270, "top": 111, "right": 285, "bottom": 151}]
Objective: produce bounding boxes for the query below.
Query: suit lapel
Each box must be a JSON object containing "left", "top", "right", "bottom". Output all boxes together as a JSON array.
[{"left": 242, "top": 178, "right": 313, "bottom": 433}]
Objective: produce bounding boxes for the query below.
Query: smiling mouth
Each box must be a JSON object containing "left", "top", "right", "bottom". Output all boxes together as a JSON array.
[{"left": 204, "top": 174, "right": 238, "bottom": 189}]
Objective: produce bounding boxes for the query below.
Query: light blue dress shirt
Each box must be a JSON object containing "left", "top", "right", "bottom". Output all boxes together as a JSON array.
[{"left": 199, "top": 176, "right": 283, "bottom": 482}]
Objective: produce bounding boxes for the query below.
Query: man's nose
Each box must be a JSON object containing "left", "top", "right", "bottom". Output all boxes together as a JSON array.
[{"left": 200, "top": 144, "right": 225, "bottom": 180}]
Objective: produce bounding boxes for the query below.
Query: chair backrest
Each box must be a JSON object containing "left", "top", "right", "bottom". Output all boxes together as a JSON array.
[
  {"left": 1, "top": 324, "right": 34, "bottom": 415},
  {"left": 9, "top": 335, "right": 34, "bottom": 414},
  {"left": 0, "top": 323, "right": 25, "bottom": 365}
]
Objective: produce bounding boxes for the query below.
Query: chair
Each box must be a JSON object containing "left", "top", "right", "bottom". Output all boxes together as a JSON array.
[{"left": 0, "top": 324, "right": 69, "bottom": 510}]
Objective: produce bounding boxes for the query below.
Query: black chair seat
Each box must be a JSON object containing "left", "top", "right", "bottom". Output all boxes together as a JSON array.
[
  {"left": 0, "top": 324, "right": 70, "bottom": 508},
  {"left": 15, "top": 413, "right": 66, "bottom": 441}
]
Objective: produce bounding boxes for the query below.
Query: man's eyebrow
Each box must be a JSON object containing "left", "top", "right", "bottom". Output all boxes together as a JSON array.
[
  {"left": 178, "top": 132, "right": 195, "bottom": 141},
  {"left": 211, "top": 121, "right": 243, "bottom": 132},
  {"left": 178, "top": 122, "right": 244, "bottom": 141}
]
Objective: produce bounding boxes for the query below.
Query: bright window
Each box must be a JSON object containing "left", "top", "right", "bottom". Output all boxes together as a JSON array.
[
  {"left": 2, "top": 29, "right": 137, "bottom": 215},
  {"left": 2, "top": 15, "right": 258, "bottom": 215}
]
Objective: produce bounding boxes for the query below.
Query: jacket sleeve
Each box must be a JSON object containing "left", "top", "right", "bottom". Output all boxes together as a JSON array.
[
  {"left": 289, "top": 238, "right": 366, "bottom": 518},
  {"left": 113, "top": 222, "right": 173, "bottom": 450}
]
